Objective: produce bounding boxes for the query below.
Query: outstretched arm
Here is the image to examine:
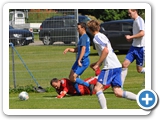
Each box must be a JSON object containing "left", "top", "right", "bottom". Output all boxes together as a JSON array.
[
  {"left": 63, "top": 47, "right": 78, "bottom": 54},
  {"left": 56, "top": 91, "right": 67, "bottom": 98}
]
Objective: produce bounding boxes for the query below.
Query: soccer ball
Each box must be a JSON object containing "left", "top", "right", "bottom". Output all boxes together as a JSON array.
[{"left": 19, "top": 91, "right": 29, "bottom": 100}]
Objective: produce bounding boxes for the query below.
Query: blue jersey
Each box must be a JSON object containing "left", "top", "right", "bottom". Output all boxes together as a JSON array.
[
  {"left": 72, "top": 33, "right": 90, "bottom": 75},
  {"left": 77, "top": 34, "right": 90, "bottom": 60}
]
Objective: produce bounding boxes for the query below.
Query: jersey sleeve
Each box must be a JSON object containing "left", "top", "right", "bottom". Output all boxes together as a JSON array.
[
  {"left": 94, "top": 34, "right": 108, "bottom": 51},
  {"left": 60, "top": 79, "right": 69, "bottom": 93},
  {"left": 137, "top": 17, "right": 145, "bottom": 31}
]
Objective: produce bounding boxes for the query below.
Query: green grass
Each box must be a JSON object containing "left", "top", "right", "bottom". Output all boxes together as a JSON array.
[{"left": 9, "top": 45, "right": 145, "bottom": 109}]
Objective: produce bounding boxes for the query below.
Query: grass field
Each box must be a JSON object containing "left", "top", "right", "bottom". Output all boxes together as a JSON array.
[{"left": 9, "top": 45, "right": 145, "bottom": 109}]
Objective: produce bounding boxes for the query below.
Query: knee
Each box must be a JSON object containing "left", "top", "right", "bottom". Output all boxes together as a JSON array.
[
  {"left": 122, "top": 62, "right": 128, "bottom": 68},
  {"left": 94, "top": 86, "right": 101, "bottom": 93},
  {"left": 137, "top": 70, "right": 141, "bottom": 73},
  {"left": 122, "top": 60, "right": 130, "bottom": 68},
  {"left": 69, "top": 76, "right": 76, "bottom": 82},
  {"left": 114, "top": 90, "right": 123, "bottom": 98},
  {"left": 137, "top": 67, "right": 142, "bottom": 73}
]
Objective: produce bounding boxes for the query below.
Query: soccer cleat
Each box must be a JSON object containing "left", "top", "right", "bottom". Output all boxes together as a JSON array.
[{"left": 89, "top": 84, "right": 94, "bottom": 95}]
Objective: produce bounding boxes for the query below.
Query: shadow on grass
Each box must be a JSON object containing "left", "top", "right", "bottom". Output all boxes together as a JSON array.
[
  {"left": 103, "top": 91, "right": 114, "bottom": 94},
  {"left": 89, "top": 51, "right": 127, "bottom": 56},
  {"left": 89, "top": 53, "right": 98, "bottom": 56}
]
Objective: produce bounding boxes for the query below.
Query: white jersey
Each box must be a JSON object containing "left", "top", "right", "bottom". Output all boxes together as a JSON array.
[
  {"left": 132, "top": 16, "right": 145, "bottom": 47},
  {"left": 93, "top": 32, "right": 122, "bottom": 69}
]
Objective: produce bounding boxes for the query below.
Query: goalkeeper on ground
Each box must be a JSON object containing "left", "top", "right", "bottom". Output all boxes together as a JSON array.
[{"left": 50, "top": 68, "right": 110, "bottom": 98}]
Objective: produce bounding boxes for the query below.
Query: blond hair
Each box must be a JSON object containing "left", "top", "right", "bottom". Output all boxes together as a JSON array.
[{"left": 87, "top": 20, "right": 100, "bottom": 32}]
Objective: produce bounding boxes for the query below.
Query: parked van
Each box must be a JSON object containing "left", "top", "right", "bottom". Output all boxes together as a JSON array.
[
  {"left": 100, "top": 19, "right": 134, "bottom": 53},
  {"left": 39, "top": 15, "right": 93, "bottom": 45}
]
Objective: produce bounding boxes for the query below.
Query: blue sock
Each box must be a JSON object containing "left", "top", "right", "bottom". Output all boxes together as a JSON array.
[
  {"left": 76, "top": 78, "right": 89, "bottom": 87},
  {"left": 73, "top": 82, "right": 81, "bottom": 94}
]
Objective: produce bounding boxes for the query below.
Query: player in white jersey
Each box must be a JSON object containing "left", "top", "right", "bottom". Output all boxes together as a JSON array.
[
  {"left": 87, "top": 20, "right": 137, "bottom": 109},
  {"left": 121, "top": 9, "right": 145, "bottom": 88}
]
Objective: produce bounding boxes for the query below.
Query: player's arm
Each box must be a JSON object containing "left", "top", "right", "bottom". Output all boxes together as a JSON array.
[
  {"left": 63, "top": 47, "right": 78, "bottom": 54},
  {"left": 56, "top": 79, "right": 69, "bottom": 98},
  {"left": 125, "top": 30, "right": 144, "bottom": 40},
  {"left": 78, "top": 46, "right": 86, "bottom": 66},
  {"left": 93, "top": 47, "right": 108, "bottom": 70},
  {"left": 56, "top": 91, "right": 67, "bottom": 98}
]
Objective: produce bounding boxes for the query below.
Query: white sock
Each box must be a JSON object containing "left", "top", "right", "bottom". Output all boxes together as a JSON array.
[
  {"left": 121, "top": 68, "right": 128, "bottom": 88},
  {"left": 141, "top": 67, "right": 145, "bottom": 73},
  {"left": 96, "top": 91, "right": 107, "bottom": 109},
  {"left": 122, "top": 91, "right": 136, "bottom": 100}
]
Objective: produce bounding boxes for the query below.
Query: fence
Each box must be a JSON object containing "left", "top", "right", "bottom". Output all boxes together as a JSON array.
[{"left": 9, "top": 9, "right": 79, "bottom": 89}]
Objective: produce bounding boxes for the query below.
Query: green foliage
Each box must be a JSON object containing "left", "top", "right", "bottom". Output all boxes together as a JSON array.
[
  {"left": 9, "top": 85, "right": 35, "bottom": 93},
  {"left": 10, "top": 9, "right": 145, "bottom": 23},
  {"left": 9, "top": 85, "right": 55, "bottom": 93},
  {"left": 79, "top": 9, "right": 145, "bottom": 21},
  {"left": 27, "top": 9, "right": 63, "bottom": 23}
]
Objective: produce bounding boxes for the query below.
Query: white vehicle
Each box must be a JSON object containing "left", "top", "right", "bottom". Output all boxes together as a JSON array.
[{"left": 9, "top": 10, "right": 41, "bottom": 33}]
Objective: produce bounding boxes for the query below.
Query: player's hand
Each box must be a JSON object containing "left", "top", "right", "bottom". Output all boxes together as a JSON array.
[
  {"left": 78, "top": 60, "right": 82, "bottom": 67},
  {"left": 125, "top": 35, "right": 132, "bottom": 42},
  {"left": 90, "top": 62, "right": 96, "bottom": 69},
  {"left": 93, "top": 64, "right": 99, "bottom": 71},
  {"left": 63, "top": 48, "right": 69, "bottom": 54},
  {"left": 56, "top": 94, "right": 63, "bottom": 98}
]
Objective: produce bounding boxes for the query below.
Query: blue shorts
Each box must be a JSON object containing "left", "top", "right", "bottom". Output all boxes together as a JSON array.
[
  {"left": 72, "top": 57, "right": 90, "bottom": 75},
  {"left": 98, "top": 68, "right": 122, "bottom": 87},
  {"left": 126, "top": 46, "right": 145, "bottom": 66}
]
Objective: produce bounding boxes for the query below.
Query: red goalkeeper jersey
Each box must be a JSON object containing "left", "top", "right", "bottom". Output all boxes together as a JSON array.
[{"left": 56, "top": 76, "right": 110, "bottom": 95}]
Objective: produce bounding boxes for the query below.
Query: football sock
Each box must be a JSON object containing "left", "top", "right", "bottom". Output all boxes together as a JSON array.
[
  {"left": 121, "top": 68, "right": 128, "bottom": 88},
  {"left": 141, "top": 67, "right": 145, "bottom": 73},
  {"left": 122, "top": 91, "right": 136, "bottom": 100},
  {"left": 76, "top": 78, "right": 89, "bottom": 87},
  {"left": 73, "top": 82, "right": 81, "bottom": 95},
  {"left": 96, "top": 91, "right": 107, "bottom": 109}
]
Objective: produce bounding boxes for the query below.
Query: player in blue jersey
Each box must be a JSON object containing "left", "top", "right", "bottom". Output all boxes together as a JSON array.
[
  {"left": 63, "top": 22, "right": 94, "bottom": 95},
  {"left": 87, "top": 20, "right": 137, "bottom": 109},
  {"left": 121, "top": 9, "right": 145, "bottom": 87}
]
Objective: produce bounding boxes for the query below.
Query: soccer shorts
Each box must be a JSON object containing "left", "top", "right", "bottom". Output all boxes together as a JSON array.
[
  {"left": 98, "top": 68, "right": 122, "bottom": 87},
  {"left": 126, "top": 46, "right": 145, "bottom": 66},
  {"left": 72, "top": 57, "right": 90, "bottom": 75}
]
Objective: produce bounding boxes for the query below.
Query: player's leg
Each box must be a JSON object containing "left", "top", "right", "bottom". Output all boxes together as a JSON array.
[
  {"left": 112, "top": 68, "right": 136, "bottom": 100},
  {"left": 94, "top": 82, "right": 107, "bottom": 109},
  {"left": 121, "top": 46, "right": 135, "bottom": 88},
  {"left": 135, "top": 47, "right": 145, "bottom": 73},
  {"left": 113, "top": 87, "right": 136, "bottom": 100},
  {"left": 95, "top": 69, "right": 112, "bottom": 109},
  {"left": 121, "top": 60, "right": 130, "bottom": 88},
  {"left": 136, "top": 65, "right": 145, "bottom": 73},
  {"left": 73, "top": 59, "right": 94, "bottom": 95}
]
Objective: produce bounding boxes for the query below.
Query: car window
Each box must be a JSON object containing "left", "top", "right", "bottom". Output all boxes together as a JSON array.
[
  {"left": 64, "top": 19, "right": 76, "bottom": 27},
  {"left": 45, "top": 20, "right": 64, "bottom": 28},
  {"left": 122, "top": 23, "right": 133, "bottom": 31},
  {"left": 79, "top": 16, "right": 90, "bottom": 23},
  {"left": 105, "top": 23, "right": 121, "bottom": 31}
]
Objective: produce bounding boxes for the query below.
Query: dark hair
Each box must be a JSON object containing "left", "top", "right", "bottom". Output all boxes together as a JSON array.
[
  {"left": 50, "top": 78, "right": 58, "bottom": 86},
  {"left": 77, "top": 22, "right": 87, "bottom": 30}
]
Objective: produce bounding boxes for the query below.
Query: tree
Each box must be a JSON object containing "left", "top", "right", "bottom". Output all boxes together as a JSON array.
[{"left": 79, "top": 9, "right": 145, "bottom": 21}]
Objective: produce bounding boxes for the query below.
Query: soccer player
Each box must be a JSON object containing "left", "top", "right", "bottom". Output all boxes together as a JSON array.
[
  {"left": 50, "top": 68, "right": 110, "bottom": 98},
  {"left": 63, "top": 22, "right": 94, "bottom": 95},
  {"left": 121, "top": 9, "right": 145, "bottom": 87},
  {"left": 87, "top": 20, "right": 137, "bottom": 109}
]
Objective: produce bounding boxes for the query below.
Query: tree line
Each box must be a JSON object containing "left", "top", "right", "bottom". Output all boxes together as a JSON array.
[
  {"left": 9, "top": 9, "right": 145, "bottom": 22},
  {"left": 79, "top": 9, "right": 145, "bottom": 21}
]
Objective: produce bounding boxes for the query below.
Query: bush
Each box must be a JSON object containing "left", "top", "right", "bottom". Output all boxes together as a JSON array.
[{"left": 9, "top": 85, "right": 55, "bottom": 93}]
